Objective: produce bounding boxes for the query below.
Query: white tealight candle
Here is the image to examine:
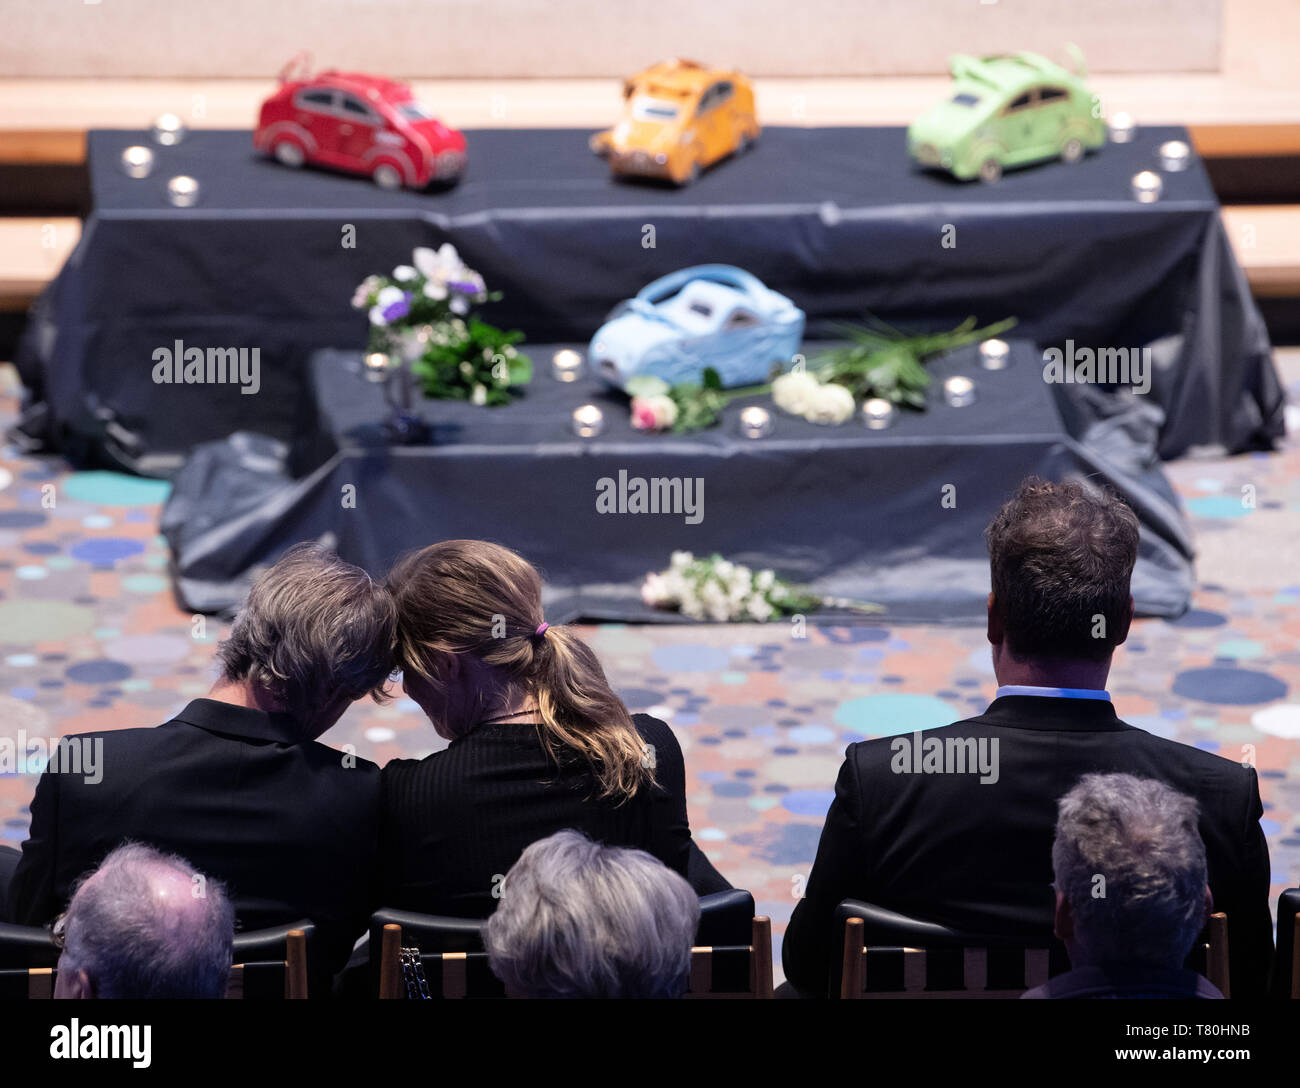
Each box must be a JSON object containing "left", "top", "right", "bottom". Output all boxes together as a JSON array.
[
  {"left": 572, "top": 404, "right": 604, "bottom": 438},
  {"left": 861, "top": 397, "right": 896, "bottom": 430},
  {"left": 363, "top": 352, "right": 391, "bottom": 383},
  {"left": 166, "top": 175, "right": 200, "bottom": 207},
  {"left": 738, "top": 405, "right": 772, "bottom": 439},
  {"left": 152, "top": 113, "right": 187, "bottom": 147},
  {"left": 1158, "top": 139, "right": 1192, "bottom": 172},
  {"left": 552, "top": 349, "right": 583, "bottom": 382},
  {"left": 1107, "top": 112, "right": 1137, "bottom": 144},
  {"left": 1131, "top": 170, "right": 1163, "bottom": 204},
  {"left": 943, "top": 376, "right": 976, "bottom": 407},
  {"left": 979, "top": 338, "right": 1010, "bottom": 370},
  {"left": 120, "top": 145, "right": 154, "bottom": 179}
]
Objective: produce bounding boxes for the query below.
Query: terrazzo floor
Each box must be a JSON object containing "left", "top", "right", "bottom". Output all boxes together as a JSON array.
[{"left": 2, "top": 354, "right": 1299, "bottom": 986}]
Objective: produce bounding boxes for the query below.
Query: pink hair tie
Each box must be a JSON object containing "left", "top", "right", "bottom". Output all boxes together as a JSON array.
[{"left": 535, "top": 622, "right": 550, "bottom": 637}]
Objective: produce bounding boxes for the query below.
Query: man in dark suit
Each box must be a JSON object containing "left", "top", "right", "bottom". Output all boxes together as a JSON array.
[
  {"left": 7, "top": 543, "right": 397, "bottom": 984},
  {"left": 782, "top": 477, "right": 1273, "bottom": 997}
]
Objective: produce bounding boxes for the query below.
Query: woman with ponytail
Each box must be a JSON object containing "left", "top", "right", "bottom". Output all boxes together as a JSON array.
[{"left": 379, "top": 540, "right": 729, "bottom": 917}]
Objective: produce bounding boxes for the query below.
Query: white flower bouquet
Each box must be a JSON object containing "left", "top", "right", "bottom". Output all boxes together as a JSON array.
[
  {"left": 771, "top": 370, "right": 857, "bottom": 425},
  {"left": 641, "top": 551, "right": 879, "bottom": 623}
]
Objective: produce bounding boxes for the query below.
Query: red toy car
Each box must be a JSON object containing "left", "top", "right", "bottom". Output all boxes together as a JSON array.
[{"left": 254, "top": 55, "right": 466, "bottom": 190}]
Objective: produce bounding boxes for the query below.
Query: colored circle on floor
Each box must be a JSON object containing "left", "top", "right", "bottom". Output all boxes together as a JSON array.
[
  {"left": 1165, "top": 609, "right": 1228, "bottom": 629},
  {"left": 0, "top": 600, "right": 95, "bottom": 642},
  {"left": 0, "top": 511, "right": 47, "bottom": 530},
  {"left": 1171, "top": 667, "right": 1287, "bottom": 706},
  {"left": 1215, "top": 638, "right": 1265, "bottom": 660},
  {"left": 103, "top": 634, "right": 192, "bottom": 665},
  {"left": 651, "top": 644, "right": 732, "bottom": 672},
  {"left": 1251, "top": 704, "right": 1300, "bottom": 739},
  {"left": 780, "top": 789, "right": 836, "bottom": 817},
  {"left": 69, "top": 538, "right": 146, "bottom": 565},
  {"left": 1184, "top": 496, "right": 1250, "bottom": 519},
  {"left": 787, "top": 725, "right": 835, "bottom": 744},
  {"left": 1128, "top": 715, "right": 1178, "bottom": 740},
  {"left": 62, "top": 472, "right": 172, "bottom": 507},
  {"left": 833, "top": 693, "right": 960, "bottom": 736},
  {"left": 122, "top": 573, "right": 169, "bottom": 594},
  {"left": 66, "top": 660, "right": 133, "bottom": 685}
]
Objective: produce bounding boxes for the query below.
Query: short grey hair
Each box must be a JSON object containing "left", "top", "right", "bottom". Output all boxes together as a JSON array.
[
  {"left": 216, "top": 543, "right": 397, "bottom": 726},
  {"left": 57, "top": 842, "right": 235, "bottom": 999},
  {"left": 1052, "top": 773, "right": 1208, "bottom": 969},
  {"left": 484, "top": 830, "right": 700, "bottom": 999}
]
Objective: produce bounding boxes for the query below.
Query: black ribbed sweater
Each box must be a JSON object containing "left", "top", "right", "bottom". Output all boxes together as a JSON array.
[{"left": 379, "top": 713, "right": 729, "bottom": 917}]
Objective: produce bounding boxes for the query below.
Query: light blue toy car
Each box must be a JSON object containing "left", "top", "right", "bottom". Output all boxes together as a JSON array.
[{"left": 589, "top": 265, "right": 806, "bottom": 390}]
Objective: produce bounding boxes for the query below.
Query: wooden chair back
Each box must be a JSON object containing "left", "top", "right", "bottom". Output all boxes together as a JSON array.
[
  {"left": 840, "top": 908, "right": 1229, "bottom": 998},
  {"left": 0, "top": 967, "right": 56, "bottom": 999},
  {"left": 226, "top": 928, "right": 309, "bottom": 999},
  {"left": 685, "top": 916, "right": 774, "bottom": 999},
  {"left": 379, "top": 916, "right": 774, "bottom": 999}
]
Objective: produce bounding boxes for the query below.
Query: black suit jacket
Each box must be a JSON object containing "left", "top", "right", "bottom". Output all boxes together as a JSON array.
[
  {"left": 782, "top": 696, "right": 1273, "bottom": 998},
  {"left": 8, "top": 699, "right": 380, "bottom": 979},
  {"left": 380, "top": 713, "right": 729, "bottom": 917}
]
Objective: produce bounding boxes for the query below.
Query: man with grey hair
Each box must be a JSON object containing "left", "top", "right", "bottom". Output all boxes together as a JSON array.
[
  {"left": 9, "top": 543, "right": 397, "bottom": 983},
  {"left": 485, "top": 830, "right": 700, "bottom": 999},
  {"left": 1023, "top": 773, "right": 1220, "bottom": 999},
  {"left": 54, "top": 843, "right": 234, "bottom": 999}
]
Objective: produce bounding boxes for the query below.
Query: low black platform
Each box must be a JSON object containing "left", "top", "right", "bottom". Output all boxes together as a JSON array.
[{"left": 161, "top": 340, "right": 1193, "bottom": 622}]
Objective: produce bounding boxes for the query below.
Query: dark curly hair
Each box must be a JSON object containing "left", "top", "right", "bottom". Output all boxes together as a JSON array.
[{"left": 985, "top": 477, "right": 1139, "bottom": 661}]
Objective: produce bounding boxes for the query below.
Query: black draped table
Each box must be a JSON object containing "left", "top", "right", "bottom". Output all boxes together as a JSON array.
[
  {"left": 161, "top": 340, "right": 1194, "bottom": 622},
  {"left": 16, "top": 126, "right": 1282, "bottom": 474}
]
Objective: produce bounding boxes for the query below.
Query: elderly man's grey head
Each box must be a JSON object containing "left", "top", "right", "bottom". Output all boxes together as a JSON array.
[
  {"left": 55, "top": 842, "right": 234, "bottom": 999},
  {"left": 1052, "top": 773, "right": 1209, "bottom": 969},
  {"left": 484, "top": 829, "right": 700, "bottom": 999}
]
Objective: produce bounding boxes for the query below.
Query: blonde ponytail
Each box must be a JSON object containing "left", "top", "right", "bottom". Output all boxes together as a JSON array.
[
  {"left": 531, "top": 624, "right": 653, "bottom": 800},
  {"left": 389, "top": 540, "right": 655, "bottom": 801}
]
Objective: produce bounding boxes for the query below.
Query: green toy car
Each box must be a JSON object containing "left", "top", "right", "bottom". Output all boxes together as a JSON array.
[{"left": 907, "top": 48, "right": 1105, "bottom": 182}]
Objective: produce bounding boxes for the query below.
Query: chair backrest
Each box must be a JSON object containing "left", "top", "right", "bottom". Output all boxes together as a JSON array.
[
  {"left": 369, "top": 908, "right": 486, "bottom": 955},
  {"left": 837, "top": 902, "right": 1064, "bottom": 999},
  {"left": 1196, "top": 912, "right": 1230, "bottom": 998},
  {"left": 1274, "top": 888, "right": 1300, "bottom": 999},
  {"left": 0, "top": 922, "right": 60, "bottom": 970},
  {"left": 378, "top": 915, "right": 774, "bottom": 999},
  {"left": 0, "top": 922, "right": 313, "bottom": 999},
  {"left": 838, "top": 900, "right": 1229, "bottom": 999},
  {"left": 371, "top": 890, "right": 757, "bottom": 955},
  {"left": 696, "top": 889, "right": 756, "bottom": 946},
  {"left": 836, "top": 900, "right": 1071, "bottom": 999},
  {"left": 368, "top": 908, "right": 492, "bottom": 996},
  {"left": 227, "top": 923, "right": 313, "bottom": 999},
  {"left": 685, "top": 916, "right": 774, "bottom": 999},
  {"left": 368, "top": 889, "right": 759, "bottom": 995},
  {"left": 377, "top": 922, "right": 505, "bottom": 999},
  {"left": 0, "top": 967, "right": 56, "bottom": 999}
]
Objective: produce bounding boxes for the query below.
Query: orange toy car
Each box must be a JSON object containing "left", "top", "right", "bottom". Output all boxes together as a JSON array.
[{"left": 590, "top": 58, "right": 759, "bottom": 185}]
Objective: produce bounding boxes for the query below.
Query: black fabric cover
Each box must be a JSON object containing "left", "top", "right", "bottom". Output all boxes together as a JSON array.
[
  {"left": 16, "top": 126, "right": 1282, "bottom": 473},
  {"left": 160, "top": 340, "right": 1195, "bottom": 622}
]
